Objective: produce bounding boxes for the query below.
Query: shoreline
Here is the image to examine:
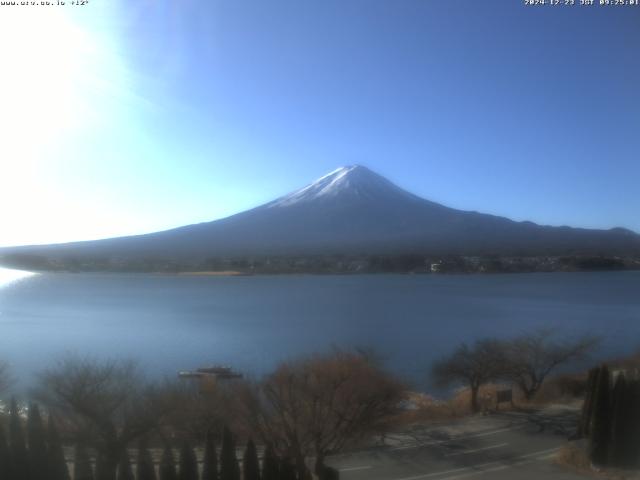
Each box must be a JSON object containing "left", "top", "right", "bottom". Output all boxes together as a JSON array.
[
  {"left": 1, "top": 267, "right": 639, "bottom": 277},
  {"left": 174, "top": 270, "right": 250, "bottom": 276},
  {"left": 2, "top": 253, "right": 638, "bottom": 276}
]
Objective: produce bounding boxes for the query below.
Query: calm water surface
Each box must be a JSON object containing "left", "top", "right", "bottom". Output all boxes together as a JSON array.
[{"left": 0, "top": 269, "right": 638, "bottom": 390}]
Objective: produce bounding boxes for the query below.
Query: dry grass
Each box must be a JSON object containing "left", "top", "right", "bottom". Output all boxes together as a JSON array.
[
  {"left": 556, "top": 443, "right": 593, "bottom": 473},
  {"left": 396, "top": 384, "right": 523, "bottom": 426},
  {"left": 528, "top": 373, "right": 588, "bottom": 405},
  {"left": 555, "top": 443, "right": 640, "bottom": 480},
  {"left": 396, "top": 378, "right": 587, "bottom": 428},
  {"left": 410, "top": 350, "right": 639, "bottom": 421}
]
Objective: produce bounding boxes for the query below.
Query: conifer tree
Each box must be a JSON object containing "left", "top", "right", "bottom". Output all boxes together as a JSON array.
[
  {"left": 608, "top": 373, "right": 627, "bottom": 466},
  {"left": 589, "top": 364, "right": 611, "bottom": 466},
  {"left": 137, "top": 437, "right": 157, "bottom": 480},
  {"left": 242, "top": 438, "right": 260, "bottom": 480},
  {"left": 260, "top": 445, "right": 279, "bottom": 480},
  {"left": 74, "top": 443, "right": 94, "bottom": 480},
  {"left": 178, "top": 440, "right": 198, "bottom": 480},
  {"left": 28, "top": 403, "right": 49, "bottom": 480},
  {"left": 579, "top": 367, "right": 598, "bottom": 437},
  {"left": 630, "top": 380, "right": 640, "bottom": 467},
  {"left": 201, "top": 431, "right": 218, "bottom": 480},
  {"left": 9, "top": 397, "right": 30, "bottom": 480},
  {"left": 220, "top": 426, "right": 240, "bottom": 480},
  {"left": 117, "top": 450, "right": 135, "bottom": 480},
  {"left": 278, "top": 457, "right": 297, "bottom": 480},
  {"left": 0, "top": 424, "right": 12, "bottom": 480},
  {"left": 617, "top": 378, "right": 640, "bottom": 468},
  {"left": 159, "top": 444, "right": 178, "bottom": 480},
  {"left": 318, "top": 466, "right": 339, "bottom": 480},
  {"left": 95, "top": 453, "right": 112, "bottom": 480},
  {"left": 47, "top": 415, "right": 71, "bottom": 480}
]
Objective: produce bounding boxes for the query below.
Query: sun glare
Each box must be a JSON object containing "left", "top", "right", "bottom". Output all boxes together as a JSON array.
[
  {"left": 0, "top": 9, "right": 93, "bottom": 151},
  {"left": 0, "top": 6, "right": 136, "bottom": 247}
]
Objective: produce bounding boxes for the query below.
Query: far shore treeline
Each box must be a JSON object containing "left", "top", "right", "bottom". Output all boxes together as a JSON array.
[{"left": 1, "top": 252, "right": 639, "bottom": 275}]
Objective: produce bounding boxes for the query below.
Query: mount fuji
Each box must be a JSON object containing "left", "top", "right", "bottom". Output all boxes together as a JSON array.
[{"left": 1, "top": 165, "right": 639, "bottom": 267}]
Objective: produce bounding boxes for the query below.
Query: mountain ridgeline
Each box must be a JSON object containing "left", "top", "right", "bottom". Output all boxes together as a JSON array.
[{"left": 2, "top": 166, "right": 639, "bottom": 273}]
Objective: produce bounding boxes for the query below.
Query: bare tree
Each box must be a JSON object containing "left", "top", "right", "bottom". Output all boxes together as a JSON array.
[
  {"left": 242, "top": 349, "right": 405, "bottom": 478},
  {"left": 502, "top": 329, "right": 599, "bottom": 400},
  {"left": 35, "top": 356, "right": 176, "bottom": 480},
  {"left": 158, "top": 377, "right": 242, "bottom": 442},
  {"left": 432, "top": 339, "right": 507, "bottom": 413}
]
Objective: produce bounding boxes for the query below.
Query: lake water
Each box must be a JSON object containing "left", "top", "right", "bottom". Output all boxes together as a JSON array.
[{"left": 0, "top": 268, "right": 639, "bottom": 391}]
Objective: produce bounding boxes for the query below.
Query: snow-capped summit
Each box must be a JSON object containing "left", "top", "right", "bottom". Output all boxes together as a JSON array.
[{"left": 268, "top": 165, "right": 416, "bottom": 208}]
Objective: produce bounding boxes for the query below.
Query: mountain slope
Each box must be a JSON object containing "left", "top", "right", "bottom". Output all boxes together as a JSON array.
[{"left": 2, "top": 165, "right": 639, "bottom": 264}]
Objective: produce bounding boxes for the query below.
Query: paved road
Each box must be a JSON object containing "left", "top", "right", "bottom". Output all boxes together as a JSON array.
[{"left": 327, "top": 406, "right": 589, "bottom": 480}]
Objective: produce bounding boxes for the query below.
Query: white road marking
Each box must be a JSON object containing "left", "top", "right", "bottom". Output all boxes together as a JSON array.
[
  {"left": 437, "top": 452, "right": 557, "bottom": 480},
  {"left": 444, "top": 443, "right": 508, "bottom": 457},
  {"left": 339, "top": 465, "right": 373, "bottom": 472},
  {"left": 389, "top": 447, "right": 559, "bottom": 480},
  {"left": 389, "top": 424, "right": 527, "bottom": 451}
]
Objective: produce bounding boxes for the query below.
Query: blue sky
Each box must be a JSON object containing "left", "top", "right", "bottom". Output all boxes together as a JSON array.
[{"left": 1, "top": 0, "right": 638, "bottom": 247}]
